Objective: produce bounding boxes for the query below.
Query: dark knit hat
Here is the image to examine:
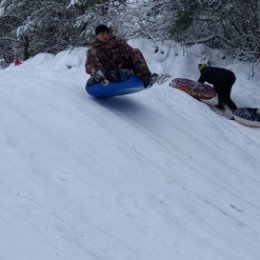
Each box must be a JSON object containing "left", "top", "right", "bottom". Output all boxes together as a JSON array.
[{"left": 95, "top": 24, "right": 110, "bottom": 36}]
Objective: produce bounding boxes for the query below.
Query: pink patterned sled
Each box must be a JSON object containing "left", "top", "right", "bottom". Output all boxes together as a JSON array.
[{"left": 169, "top": 78, "right": 216, "bottom": 100}]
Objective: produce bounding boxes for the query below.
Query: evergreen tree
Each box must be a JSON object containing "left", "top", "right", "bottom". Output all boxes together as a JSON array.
[
  {"left": 0, "top": 0, "right": 259, "bottom": 64},
  {"left": 167, "top": 0, "right": 260, "bottom": 61}
]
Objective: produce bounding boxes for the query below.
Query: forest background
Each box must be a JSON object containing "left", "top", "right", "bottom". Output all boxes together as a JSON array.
[{"left": 0, "top": 0, "right": 259, "bottom": 69}]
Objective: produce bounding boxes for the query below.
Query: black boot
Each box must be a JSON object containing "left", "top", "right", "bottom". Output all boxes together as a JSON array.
[
  {"left": 215, "top": 103, "right": 225, "bottom": 111},
  {"left": 142, "top": 73, "right": 158, "bottom": 88}
]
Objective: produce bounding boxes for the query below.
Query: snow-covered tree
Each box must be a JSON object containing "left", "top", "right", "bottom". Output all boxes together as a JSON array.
[
  {"left": 0, "top": 0, "right": 259, "bottom": 64},
  {"left": 167, "top": 0, "right": 260, "bottom": 62}
]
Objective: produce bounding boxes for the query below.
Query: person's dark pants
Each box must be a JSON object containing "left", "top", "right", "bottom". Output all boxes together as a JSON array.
[{"left": 215, "top": 78, "right": 237, "bottom": 112}]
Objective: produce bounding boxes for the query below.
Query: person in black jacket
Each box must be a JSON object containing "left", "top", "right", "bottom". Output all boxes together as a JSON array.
[{"left": 198, "top": 64, "right": 238, "bottom": 112}]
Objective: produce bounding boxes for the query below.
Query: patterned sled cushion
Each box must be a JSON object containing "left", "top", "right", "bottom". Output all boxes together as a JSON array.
[
  {"left": 169, "top": 78, "right": 216, "bottom": 100},
  {"left": 233, "top": 107, "right": 260, "bottom": 127}
]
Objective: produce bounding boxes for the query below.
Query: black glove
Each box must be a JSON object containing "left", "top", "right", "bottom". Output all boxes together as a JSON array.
[{"left": 93, "top": 70, "right": 109, "bottom": 86}]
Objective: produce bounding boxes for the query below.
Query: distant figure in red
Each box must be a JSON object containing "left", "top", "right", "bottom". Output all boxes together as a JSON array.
[{"left": 14, "top": 58, "right": 22, "bottom": 66}]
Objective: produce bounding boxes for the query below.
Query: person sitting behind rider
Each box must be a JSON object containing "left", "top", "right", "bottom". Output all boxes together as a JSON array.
[{"left": 85, "top": 24, "right": 158, "bottom": 88}]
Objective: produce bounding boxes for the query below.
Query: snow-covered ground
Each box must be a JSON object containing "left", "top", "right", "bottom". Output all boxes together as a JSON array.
[{"left": 0, "top": 39, "right": 260, "bottom": 260}]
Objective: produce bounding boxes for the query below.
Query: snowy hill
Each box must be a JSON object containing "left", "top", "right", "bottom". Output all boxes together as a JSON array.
[{"left": 0, "top": 39, "right": 260, "bottom": 260}]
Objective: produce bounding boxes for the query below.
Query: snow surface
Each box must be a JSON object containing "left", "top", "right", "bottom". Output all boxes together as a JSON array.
[{"left": 0, "top": 39, "right": 260, "bottom": 260}]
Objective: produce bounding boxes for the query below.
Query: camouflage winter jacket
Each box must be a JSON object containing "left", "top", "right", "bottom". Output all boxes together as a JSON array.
[{"left": 85, "top": 36, "right": 134, "bottom": 75}]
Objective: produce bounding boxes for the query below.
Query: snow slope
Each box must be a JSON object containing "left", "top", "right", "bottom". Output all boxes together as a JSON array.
[{"left": 0, "top": 39, "right": 260, "bottom": 260}]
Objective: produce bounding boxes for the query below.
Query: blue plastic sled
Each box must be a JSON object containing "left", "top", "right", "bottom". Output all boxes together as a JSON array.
[{"left": 86, "top": 76, "right": 145, "bottom": 98}]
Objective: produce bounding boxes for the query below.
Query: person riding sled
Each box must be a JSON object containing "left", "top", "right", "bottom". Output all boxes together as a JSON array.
[
  {"left": 198, "top": 64, "right": 238, "bottom": 112},
  {"left": 85, "top": 24, "right": 158, "bottom": 88}
]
